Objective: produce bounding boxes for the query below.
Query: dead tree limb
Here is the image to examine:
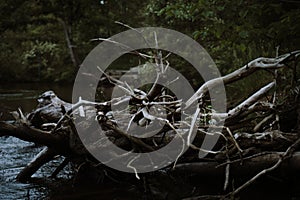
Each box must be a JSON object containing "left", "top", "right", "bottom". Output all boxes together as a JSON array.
[
  {"left": 229, "top": 137, "right": 300, "bottom": 197},
  {"left": 172, "top": 151, "right": 300, "bottom": 178},
  {"left": 16, "top": 147, "right": 58, "bottom": 182},
  {"left": 0, "top": 122, "right": 65, "bottom": 148},
  {"left": 185, "top": 50, "right": 300, "bottom": 109},
  {"left": 0, "top": 47, "right": 299, "bottom": 195}
]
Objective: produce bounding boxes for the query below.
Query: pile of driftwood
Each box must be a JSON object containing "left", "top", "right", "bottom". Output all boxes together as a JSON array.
[{"left": 0, "top": 50, "right": 300, "bottom": 198}]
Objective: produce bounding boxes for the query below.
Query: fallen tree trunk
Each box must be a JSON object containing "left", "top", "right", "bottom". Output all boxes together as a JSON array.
[
  {"left": 16, "top": 147, "right": 58, "bottom": 182},
  {"left": 0, "top": 121, "right": 65, "bottom": 149},
  {"left": 0, "top": 50, "right": 299, "bottom": 199},
  {"left": 173, "top": 151, "right": 300, "bottom": 177}
]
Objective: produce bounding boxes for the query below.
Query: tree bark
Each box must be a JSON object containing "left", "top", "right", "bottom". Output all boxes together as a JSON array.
[
  {"left": 0, "top": 122, "right": 66, "bottom": 150},
  {"left": 185, "top": 51, "right": 299, "bottom": 109},
  {"left": 16, "top": 147, "right": 58, "bottom": 182},
  {"left": 172, "top": 152, "right": 300, "bottom": 177},
  {"left": 61, "top": 20, "right": 79, "bottom": 68}
]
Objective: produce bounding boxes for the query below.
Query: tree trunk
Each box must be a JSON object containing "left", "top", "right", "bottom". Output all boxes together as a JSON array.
[
  {"left": 61, "top": 20, "right": 79, "bottom": 68},
  {"left": 16, "top": 147, "right": 58, "bottom": 182}
]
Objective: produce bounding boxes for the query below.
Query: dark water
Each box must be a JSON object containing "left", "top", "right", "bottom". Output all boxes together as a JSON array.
[
  {"left": 0, "top": 82, "right": 73, "bottom": 119},
  {"left": 0, "top": 83, "right": 73, "bottom": 200},
  {"left": 0, "top": 137, "right": 72, "bottom": 200}
]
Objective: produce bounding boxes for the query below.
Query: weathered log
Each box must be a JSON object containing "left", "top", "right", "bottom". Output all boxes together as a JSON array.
[
  {"left": 28, "top": 91, "right": 72, "bottom": 128},
  {"left": 16, "top": 147, "right": 58, "bottom": 182},
  {"left": 0, "top": 121, "right": 65, "bottom": 149},
  {"left": 172, "top": 152, "right": 300, "bottom": 177},
  {"left": 185, "top": 50, "right": 300, "bottom": 109}
]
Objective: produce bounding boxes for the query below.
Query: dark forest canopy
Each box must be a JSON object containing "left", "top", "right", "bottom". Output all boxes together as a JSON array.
[{"left": 0, "top": 0, "right": 299, "bottom": 82}]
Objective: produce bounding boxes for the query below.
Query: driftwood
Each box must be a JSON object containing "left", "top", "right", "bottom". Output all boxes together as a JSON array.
[
  {"left": 173, "top": 151, "right": 300, "bottom": 178},
  {"left": 16, "top": 147, "right": 58, "bottom": 182},
  {"left": 0, "top": 49, "right": 300, "bottom": 198}
]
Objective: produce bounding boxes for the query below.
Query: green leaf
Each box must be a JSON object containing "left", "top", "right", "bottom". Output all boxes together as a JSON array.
[
  {"left": 192, "top": 30, "right": 201, "bottom": 40},
  {"left": 239, "top": 43, "right": 246, "bottom": 52},
  {"left": 239, "top": 30, "right": 249, "bottom": 39}
]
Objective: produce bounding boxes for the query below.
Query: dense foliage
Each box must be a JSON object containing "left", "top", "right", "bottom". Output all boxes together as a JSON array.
[{"left": 0, "top": 0, "right": 299, "bottom": 82}]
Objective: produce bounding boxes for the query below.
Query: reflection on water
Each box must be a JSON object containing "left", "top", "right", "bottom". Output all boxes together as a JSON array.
[{"left": 0, "top": 82, "right": 73, "bottom": 120}]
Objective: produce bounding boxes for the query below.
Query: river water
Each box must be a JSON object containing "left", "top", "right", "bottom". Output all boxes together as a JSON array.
[
  {"left": 0, "top": 83, "right": 74, "bottom": 200},
  {"left": 0, "top": 83, "right": 73, "bottom": 118}
]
